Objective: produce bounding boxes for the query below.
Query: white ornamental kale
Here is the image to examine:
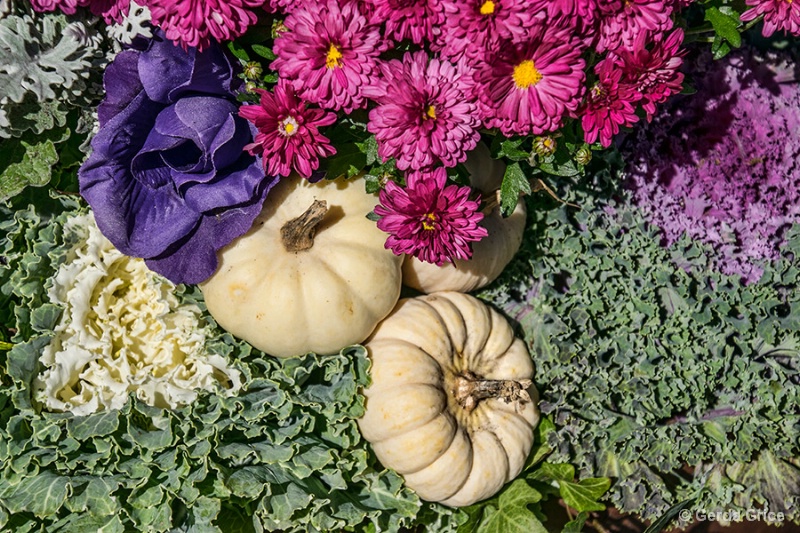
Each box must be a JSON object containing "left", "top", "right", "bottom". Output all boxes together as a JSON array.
[{"left": 34, "top": 213, "right": 242, "bottom": 415}]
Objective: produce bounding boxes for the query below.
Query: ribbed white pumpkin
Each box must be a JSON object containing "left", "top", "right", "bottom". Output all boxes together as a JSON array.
[
  {"left": 402, "top": 142, "right": 526, "bottom": 293},
  {"left": 358, "top": 292, "right": 540, "bottom": 507},
  {"left": 200, "top": 175, "right": 403, "bottom": 358}
]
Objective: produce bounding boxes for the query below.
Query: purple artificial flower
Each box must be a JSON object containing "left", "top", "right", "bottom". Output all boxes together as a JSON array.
[
  {"left": 271, "top": 0, "right": 385, "bottom": 113},
  {"left": 239, "top": 81, "right": 337, "bottom": 179},
  {"left": 375, "top": 167, "right": 488, "bottom": 265},
  {"left": 622, "top": 47, "right": 800, "bottom": 283},
  {"left": 365, "top": 51, "right": 480, "bottom": 171},
  {"left": 79, "top": 33, "right": 276, "bottom": 285}
]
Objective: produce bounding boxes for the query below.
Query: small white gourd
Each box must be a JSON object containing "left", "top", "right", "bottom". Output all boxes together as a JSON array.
[
  {"left": 200, "top": 175, "right": 403, "bottom": 358},
  {"left": 358, "top": 291, "right": 540, "bottom": 507},
  {"left": 402, "top": 142, "right": 526, "bottom": 293}
]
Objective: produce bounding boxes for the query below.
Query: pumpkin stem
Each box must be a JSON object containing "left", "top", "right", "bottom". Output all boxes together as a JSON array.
[
  {"left": 281, "top": 200, "right": 329, "bottom": 252},
  {"left": 454, "top": 371, "right": 532, "bottom": 413}
]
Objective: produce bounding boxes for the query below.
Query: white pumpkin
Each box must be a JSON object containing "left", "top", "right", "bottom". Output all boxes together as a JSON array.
[
  {"left": 358, "top": 291, "right": 540, "bottom": 507},
  {"left": 403, "top": 142, "right": 527, "bottom": 293},
  {"left": 200, "top": 175, "right": 403, "bottom": 358}
]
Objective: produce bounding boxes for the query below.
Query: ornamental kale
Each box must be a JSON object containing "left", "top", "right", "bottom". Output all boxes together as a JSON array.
[
  {"left": 622, "top": 46, "right": 800, "bottom": 284},
  {"left": 482, "top": 177, "right": 800, "bottom": 523},
  {"left": 0, "top": 194, "right": 462, "bottom": 532},
  {"left": 78, "top": 32, "right": 277, "bottom": 285}
]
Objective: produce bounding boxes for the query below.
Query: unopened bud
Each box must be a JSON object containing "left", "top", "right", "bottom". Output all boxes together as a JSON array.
[
  {"left": 533, "top": 136, "right": 557, "bottom": 157},
  {"left": 575, "top": 145, "right": 592, "bottom": 166},
  {"left": 243, "top": 61, "right": 263, "bottom": 80}
]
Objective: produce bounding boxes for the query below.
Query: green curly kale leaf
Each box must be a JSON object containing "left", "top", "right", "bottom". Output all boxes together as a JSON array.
[
  {"left": 0, "top": 195, "right": 469, "bottom": 533},
  {"left": 483, "top": 183, "right": 800, "bottom": 523}
]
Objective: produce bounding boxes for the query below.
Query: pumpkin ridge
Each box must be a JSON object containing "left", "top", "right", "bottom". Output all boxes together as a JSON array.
[
  {"left": 365, "top": 383, "right": 448, "bottom": 443},
  {"left": 375, "top": 413, "right": 458, "bottom": 475},
  {"left": 444, "top": 293, "right": 492, "bottom": 371},
  {"left": 430, "top": 427, "right": 474, "bottom": 498}
]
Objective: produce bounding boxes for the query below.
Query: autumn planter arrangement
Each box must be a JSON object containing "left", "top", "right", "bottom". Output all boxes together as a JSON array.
[{"left": 1, "top": 0, "right": 799, "bottom": 531}]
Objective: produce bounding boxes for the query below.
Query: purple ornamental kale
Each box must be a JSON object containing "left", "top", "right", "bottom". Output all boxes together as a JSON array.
[
  {"left": 79, "top": 33, "right": 277, "bottom": 285},
  {"left": 622, "top": 47, "right": 800, "bottom": 284}
]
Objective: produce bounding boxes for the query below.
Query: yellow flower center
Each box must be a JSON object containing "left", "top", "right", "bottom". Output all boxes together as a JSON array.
[
  {"left": 479, "top": 0, "right": 495, "bottom": 15},
  {"left": 326, "top": 43, "right": 343, "bottom": 69},
  {"left": 513, "top": 60, "right": 543, "bottom": 89},
  {"left": 421, "top": 213, "right": 437, "bottom": 231},
  {"left": 279, "top": 116, "right": 299, "bottom": 137},
  {"left": 424, "top": 105, "right": 437, "bottom": 120}
]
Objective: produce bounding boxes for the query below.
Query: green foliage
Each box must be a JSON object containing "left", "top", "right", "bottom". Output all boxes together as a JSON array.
[
  {"left": 482, "top": 173, "right": 800, "bottom": 523},
  {"left": 0, "top": 194, "right": 462, "bottom": 532},
  {"left": 0, "top": 7, "right": 110, "bottom": 201},
  {"left": 456, "top": 416, "right": 609, "bottom": 533}
]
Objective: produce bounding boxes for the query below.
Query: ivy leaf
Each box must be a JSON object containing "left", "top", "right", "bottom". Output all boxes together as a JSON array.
[
  {"left": 500, "top": 162, "right": 531, "bottom": 217},
  {"left": 562, "top": 511, "right": 588, "bottom": 533},
  {"left": 475, "top": 480, "right": 547, "bottom": 533},
  {"left": 559, "top": 478, "right": 610, "bottom": 513}
]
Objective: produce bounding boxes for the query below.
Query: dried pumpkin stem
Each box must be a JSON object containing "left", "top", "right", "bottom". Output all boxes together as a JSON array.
[
  {"left": 454, "top": 371, "right": 532, "bottom": 413},
  {"left": 281, "top": 200, "right": 329, "bottom": 253}
]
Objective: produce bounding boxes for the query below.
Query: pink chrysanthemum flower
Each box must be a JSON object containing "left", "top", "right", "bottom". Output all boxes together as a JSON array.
[
  {"left": 529, "top": 0, "right": 597, "bottom": 26},
  {"left": 365, "top": 51, "right": 480, "bottom": 171},
  {"left": 615, "top": 28, "right": 685, "bottom": 119},
  {"left": 272, "top": 0, "right": 385, "bottom": 113},
  {"left": 146, "top": 0, "right": 267, "bottom": 51},
  {"left": 596, "top": 0, "right": 673, "bottom": 52},
  {"left": 476, "top": 25, "right": 586, "bottom": 136},
  {"left": 239, "top": 83, "right": 337, "bottom": 179},
  {"left": 31, "top": 0, "right": 130, "bottom": 22},
  {"left": 375, "top": 167, "right": 488, "bottom": 265},
  {"left": 365, "top": 0, "right": 444, "bottom": 45},
  {"left": 580, "top": 58, "right": 641, "bottom": 147},
  {"left": 741, "top": 0, "right": 800, "bottom": 37},
  {"left": 438, "top": 0, "right": 538, "bottom": 62}
]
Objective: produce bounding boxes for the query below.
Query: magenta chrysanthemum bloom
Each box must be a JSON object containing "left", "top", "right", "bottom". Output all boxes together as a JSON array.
[
  {"left": 365, "top": 0, "right": 444, "bottom": 45},
  {"left": 145, "top": 0, "right": 267, "bottom": 51},
  {"left": 615, "top": 28, "right": 685, "bottom": 119},
  {"left": 580, "top": 58, "right": 641, "bottom": 147},
  {"left": 365, "top": 52, "right": 480, "bottom": 171},
  {"left": 529, "top": 0, "right": 597, "bottom": 26},
  {"left": 272, "top": 0, "right": 385, "bottom": 113},
  {"left": 741, "top": 0, "right": 800, "bottom": 37},
  {"left": 375, "top": 167, "right": 488, "bottom": 265},
  {"left": 476, "top": 25, "right": 586, "bottom": 136},
  {"left": 596, "top": 0, "right": 673, "bottom": 52},
  {"left": 438, "top": 0, "right": 538, "bottom": 61},
  {"left": 31, "top": 0, "right": 130, "bottom": 22},
  {"left": 239, "top": 83, "right": 337, "bottom": 179}
]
